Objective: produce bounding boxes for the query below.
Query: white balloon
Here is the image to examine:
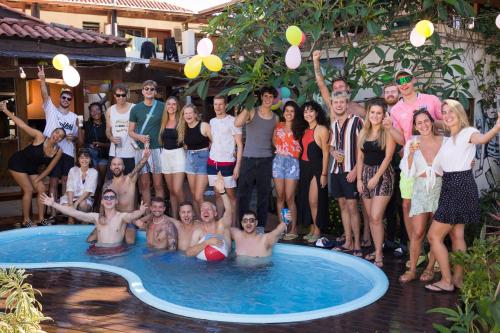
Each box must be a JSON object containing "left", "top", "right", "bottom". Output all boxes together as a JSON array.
[
  {"left": 496, "top": 14, "right": 500, "bottom": 29},
  {"left": 197, "top": 38, "right": 213, "bottom": 57},
  {"left": 62, "top": 65, "right": 80, "bottom": 87},
  {"left": 410, "top": 29, "right": 426, "bottom": 47},
  {"left": 285, "top": 45, "right": 301, "bottom": 69}
]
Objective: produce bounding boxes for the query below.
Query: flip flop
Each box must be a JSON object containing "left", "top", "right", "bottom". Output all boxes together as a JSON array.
[
  {"left": 374, "top": 259, "right": 384, "bottom": 268},
  {"left": 365, "top": 252, "right": 376, "bottom": 261},
  {"left": 352, "top": 249, "right": 363, "bottom": 257},
  {"left": 425, "top": 283, "right": 454, "bottom": 293},
  {"left": 307, "top": 235, "right": 320, "bottom": 243},
  {"left": 303, "top": 233, "right": 313, "bottom": 240},
  {"left": 283, "top": 233, "right": 298, "bottom": 241},
  {"left": 332, "top": 245, "right": 353, "bottom": 253},
  {"left": 420, "top": 269, "right": 435, "bottom": 283},
  {"left": 361, "top": 240, "right": 372, "bottom": 248}
]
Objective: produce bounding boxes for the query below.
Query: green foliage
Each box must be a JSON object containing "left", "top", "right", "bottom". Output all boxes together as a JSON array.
[
  {"left": 326, "top": 198, "right": 343, "bottom": 236},
  {"left": 0, "top": 268, "right": 51, "bottom": 333},
  {"left": 464, "top": 187, "right": 500, "bottom": 244},
  {"left": 429, "top": 237, "right": 500, "bottom": 333},
  {"left": 194, "top": 0, "right": 474, "bottom": 107}
]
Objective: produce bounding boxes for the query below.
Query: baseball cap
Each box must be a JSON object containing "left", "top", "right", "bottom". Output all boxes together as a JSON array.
[{"left": 394, "top": 68, "right": 413, "bottom": 81}]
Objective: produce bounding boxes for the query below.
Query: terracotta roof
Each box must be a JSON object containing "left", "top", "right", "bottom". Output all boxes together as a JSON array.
[{"left": 0, "top": 3, "right": 129, "bottom": 46}]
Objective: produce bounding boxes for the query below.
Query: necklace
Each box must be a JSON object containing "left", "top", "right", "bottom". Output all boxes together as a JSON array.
[{"left": 152, "top": 216, "right": 165, "bottom": 225}]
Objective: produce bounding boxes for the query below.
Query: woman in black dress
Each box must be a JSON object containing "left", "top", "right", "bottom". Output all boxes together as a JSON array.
[
  {"left": 296, "top": 101, "right": 330, "bottom": 243},
  {"left": 2, "top": 102, "right": 65, "bottom": 227}
]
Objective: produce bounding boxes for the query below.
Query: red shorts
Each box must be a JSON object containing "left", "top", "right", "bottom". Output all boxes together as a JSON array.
[{"left": 86, "top": 243, "right": 127, "bottom": 256}]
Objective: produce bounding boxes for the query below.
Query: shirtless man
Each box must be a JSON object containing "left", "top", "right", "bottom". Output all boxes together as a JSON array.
[
  {"left": 231, "top": 210, "right": 287, "bottom": 258},
  {"left": 134, "top": 197, "right": 178, "bottom": 251},
  {"left": 312, "top": 50, "right": 366, "bottom": 119},
  {"left": 87, "top": 149, "right": 151, "bottom": 244},
  {"left": 186, "top": 173, "right": 232, "bottom": 258},
  {"left": 40, "top": 190, "right": 147, "bottom": 255}
]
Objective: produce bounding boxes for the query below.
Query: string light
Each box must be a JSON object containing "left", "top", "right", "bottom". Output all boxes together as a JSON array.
[{"left": 19, "top": 67, "right": 26, "bottom": 79}]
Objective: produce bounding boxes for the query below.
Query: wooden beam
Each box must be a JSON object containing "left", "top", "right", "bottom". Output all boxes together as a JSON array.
[
  {"left": 14, "top": 78, "right": 29, "bottom": 149},
  {"left": 72, "top": 83, "right": 84, "bottom": 117}
]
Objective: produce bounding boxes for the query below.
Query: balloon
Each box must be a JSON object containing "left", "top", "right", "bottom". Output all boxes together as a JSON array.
[
  {"left": 409, "top": 29, "right": 426, "bottom": 47},
  {"left": 197, "top": 38, "right": 213, "bottom": 57},
  {"left": 271, "top": 100, "right": 282, "bottom": 110},
  {"left": 286, "top": 26, "right": 302, "bottom": 46},
  {"left": 202, "top": 54, "right": 223, "bottom": 72},
  {"left": 299, "top": 32, "right": 306, "bottom": 47},
  {"left": 280, "top": 87, "right": 291, "bottom": 99},
  {"left": 62, "top": 65, "right": 80, "bottom": 87},
  {"left": 184, "top": 55, "right": 203, "bottom": 79},
  {"left": 52, "top": 54, "right": 70, "bottom": 71},
  {"left": 496, "top": 14, "right": 500, "bottom": 29},
  {"left": 285, "top": 45, "right": 301, "bottom": 69},
  {"left": 415, "top": 20, "right": 434, "bottom": 38}
]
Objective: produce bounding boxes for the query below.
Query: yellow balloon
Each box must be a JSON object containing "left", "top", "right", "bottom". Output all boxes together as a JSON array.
[
  {"left": 203, "top": 55, "right": 223, "bottom": 72},
  {"left": 52, "top": 54, "right": 70, "bottom": 71},
  {"left": 415, "top": 20, "right": 434, "bottom": 38},
  {"left": 271, "top": 100, "right": 282, "bottom": 110},
  {"left": 286, "top": 26, "right": 302, "bottom": 46},
  {"left": 184, "top": 55, "right": 202, "bottom": 79}
]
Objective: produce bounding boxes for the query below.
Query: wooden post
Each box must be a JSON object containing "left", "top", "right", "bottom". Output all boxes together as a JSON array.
[
  {"left": 14, "top": 78, "right": 29, "bottom": 149},
  {"left": 73, "top": 83, "right": 85, "bottom": 117},
  {"left": 31, "top": 3, "right": 40, "bottom": 18}
]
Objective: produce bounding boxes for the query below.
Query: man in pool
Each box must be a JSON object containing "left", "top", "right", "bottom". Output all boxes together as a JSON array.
[
  {"left": 230, "top": 211, "right": 287, "bottom": 258},
  {"left": 40, "top": 189, "right": 147, "bottom": 255},
  {"left": 186, "top": 173, "right": 232, "bottom": 259},
  {"left": 87, "top": 149, "right": 151, "bottom": 244},
  {"left": 134, "top": 197, "right": 178, "bottom": 250}
]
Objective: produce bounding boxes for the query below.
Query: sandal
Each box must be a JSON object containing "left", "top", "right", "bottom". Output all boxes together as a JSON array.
[
  {"left": 307, "top": 235, "right": 320, "bottom": 243},
  {"left": 352, "top": 249, "right": 363, "bottom": 257},
  {"left": 22, "top": 219, "right": 33, "bottom": 228},
  {"left": 283, "top": 233, "right": 298, "bottom": 241},
  {"left": 361, "top": 239, "right": 372, "bottom": 248},
  {"left": 303, "top": 233, "right": 313, "bottom": 240},
  {"left": 40, "top": 217, "right": 55, "bottom": 226},
  {"left": 365, "top": 252, "right": 376, "bottom": 261},
  {"left": 374, "top": 259, "right": 384, "bottom": 268},
  {"left": 399, "top": 270, "right": 417, "bottom": 283},
  {"left": 332, "top": 245, "right": 353, "bottom": 253},
  {"left": 419, "top": 269, "right": 435, "bottom": 282}
]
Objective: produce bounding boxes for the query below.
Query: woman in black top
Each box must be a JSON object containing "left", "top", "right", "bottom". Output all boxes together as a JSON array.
[
  {"left": 159, "top": 96, "right": 185, "bottom": 218},
  {"left": 2, "top": 102, "right": 65, "bottom": 227},
  {"left": 80, "top": 102, "right": 110, "bottom": 182},
  {"left": 356, "top": 102, "right": 396, "bottom": 267},
  {"left": 177, "top": 104, "right": 211, "bottom": 217}
]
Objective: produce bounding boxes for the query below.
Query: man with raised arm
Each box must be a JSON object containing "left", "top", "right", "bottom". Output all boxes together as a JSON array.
[
  {"left": 38, "top": 65, "right": 78, "bottom": 225},
  {"left": 186, "top": 173, "right": 232, "bottom": 259},
  {"left": 40, "top": 190, "right": 147, "bottom": 255},
  {"left": 133, "top": 197, "right": 178, "bottom": 251},
  {"left": 312, "top": 50, "right": 366, "bottom": 119},
  {"left": 87, "top": 148, "right": 151, "bottom": 244}
]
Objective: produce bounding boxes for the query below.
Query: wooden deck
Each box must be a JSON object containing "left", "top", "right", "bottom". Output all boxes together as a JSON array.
[{"left": 15, "top": 244, "right": 458, "bottom": 333}]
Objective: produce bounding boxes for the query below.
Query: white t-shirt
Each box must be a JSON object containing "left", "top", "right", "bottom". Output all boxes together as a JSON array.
[
  {"left": 42, "top": 99, "right": 78, "bottom": 157},
  {"left": 66, "top": 166, "right": 98, "bottom": 197},
  {"left": 209, "top": 115, "right": 242, "bottom": 162},
  {"left": 109, "top": 104, "right": 136, "bottom": 158},
  {"left": 435, "top": 127, "right": 479, "bottom": 172}
]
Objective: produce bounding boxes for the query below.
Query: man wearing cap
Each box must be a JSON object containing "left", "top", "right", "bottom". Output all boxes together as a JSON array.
[{"left": 382, "top": 69, "right": 442, "bottom": 248}]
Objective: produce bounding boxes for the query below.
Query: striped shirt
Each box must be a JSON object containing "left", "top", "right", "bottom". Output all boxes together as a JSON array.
[
  {"left": 329, "top": 114, "right": 363, "bottom": 173},
  {"left": 42, "top": 99, "right": 78, "bottom": 157}
]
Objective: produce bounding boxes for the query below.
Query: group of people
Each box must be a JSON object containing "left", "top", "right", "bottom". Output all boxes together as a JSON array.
[{"left": 3, "top": 58, "right": 499, "bottom": 291}]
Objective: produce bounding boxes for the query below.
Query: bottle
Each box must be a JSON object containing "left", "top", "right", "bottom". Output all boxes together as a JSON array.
[{"left": 281, "top": 208, "right": 290, "bottom": 225}]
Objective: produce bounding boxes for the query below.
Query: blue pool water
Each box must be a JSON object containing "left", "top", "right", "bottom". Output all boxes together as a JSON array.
[{"left": 0, "top": 226, "right": 388, "bottom": 323}]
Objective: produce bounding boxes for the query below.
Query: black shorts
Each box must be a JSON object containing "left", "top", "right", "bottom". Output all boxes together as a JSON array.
[
  {"left": 105, "top": 157, "right": 135, "bottom": 180},
  {"left": 330, "top": 172, "right": 358, "bottom": 199},
  {"left": 49, "top": 153, "right": 75, "bottom": 178}
]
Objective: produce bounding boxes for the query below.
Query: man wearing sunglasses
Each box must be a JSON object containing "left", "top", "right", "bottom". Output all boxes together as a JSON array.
[
  {"left": 38, "top": 65, "right": 79, "bottom": 223},
  {"left": 128, "top": 80, "right": 165, "bottom": 207},
  {"left": 382, "top": 69, "right": 442, "bottom": 258},
  {"left": 40, "top": 189, "right": 147, "bottom": 255}
]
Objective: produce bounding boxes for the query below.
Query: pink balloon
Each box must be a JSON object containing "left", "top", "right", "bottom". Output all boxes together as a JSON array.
[{"left": 285, "top": 46, "right": 301, "bottom": 69}]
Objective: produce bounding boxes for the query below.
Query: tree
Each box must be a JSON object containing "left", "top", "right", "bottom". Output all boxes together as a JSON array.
[{"left": 188, "top": 0, "right": 476, "bottom": 110}]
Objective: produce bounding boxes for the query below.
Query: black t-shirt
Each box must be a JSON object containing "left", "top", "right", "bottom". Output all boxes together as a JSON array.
[{"left": 83, "top": 120, "right": 109, "bottom": 158}]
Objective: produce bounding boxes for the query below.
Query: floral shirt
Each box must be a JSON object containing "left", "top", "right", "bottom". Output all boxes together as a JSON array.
[{"left": 274, "top": 122, "right": 301, "bottom": 159}]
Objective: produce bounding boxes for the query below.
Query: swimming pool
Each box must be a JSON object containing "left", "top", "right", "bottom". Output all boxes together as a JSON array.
[{"left": 0, "top": 226, "right": 388, "bottom": 323}]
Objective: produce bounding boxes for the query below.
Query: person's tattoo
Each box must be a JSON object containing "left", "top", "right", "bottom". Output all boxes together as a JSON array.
[
  {"left": 129, "top": 156, "right": 147, "bottom": 179},
  {"left": 166, "top": 221, "right": 178, "bottom": 251},
  {"left": 315, "top": 67, "right": 322, "bottom": 76}
]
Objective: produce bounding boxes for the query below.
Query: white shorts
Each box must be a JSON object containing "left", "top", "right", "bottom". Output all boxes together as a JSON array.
[
  {"left": 59, "top": 195, "right": 94, "bottom": 207},
  {"left": 161, "top": 148, "right": 186, "bottom": 174},
  {"left": 208, "top": 174, "right": 237, "bottom": 188}
]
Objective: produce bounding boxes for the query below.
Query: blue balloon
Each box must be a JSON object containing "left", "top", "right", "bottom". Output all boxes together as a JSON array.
[{"left": 281, "top": 87, "right": 291, "bottom": 99}]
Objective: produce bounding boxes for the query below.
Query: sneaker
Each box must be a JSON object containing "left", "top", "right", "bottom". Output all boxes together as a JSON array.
[{"left": 315, "top": 237, "right": 334, "bottom": 248}]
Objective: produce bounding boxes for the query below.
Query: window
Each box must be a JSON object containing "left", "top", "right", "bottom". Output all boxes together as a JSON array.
[
  {"left": 82, "top": 21, "right": 100, "bottom": 33},
  {"left": 118, "top": 27, "right": 145, "bottom": 38}
]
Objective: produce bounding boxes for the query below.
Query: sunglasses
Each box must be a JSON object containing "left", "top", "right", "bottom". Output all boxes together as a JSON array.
[
  {"left": 242, "top": 218, "right": 256, "bottom": 223},
  {"left": 61, "top": 96, "right": 72, "bottom": 101},
  {"left": 115, "top": 93, "right": 127, "bottom": 98},
  {"left": 396, "top": 76, "right": 413, "bottom": 85},
  {"left": 143, "top": 87, "right": 156, "bottom": 92},
  {"left": 103, "top": 195, "right": 116, "bottom": 201}
]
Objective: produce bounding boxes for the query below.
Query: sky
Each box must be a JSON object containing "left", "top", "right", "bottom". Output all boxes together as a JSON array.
[{"left": 165, "top": 0, "right": 233, "bottom": 13}]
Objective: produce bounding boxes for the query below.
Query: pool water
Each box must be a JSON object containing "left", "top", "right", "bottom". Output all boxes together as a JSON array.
[{"left": 0, "top": 226, "right": 388, "bottom": 323}]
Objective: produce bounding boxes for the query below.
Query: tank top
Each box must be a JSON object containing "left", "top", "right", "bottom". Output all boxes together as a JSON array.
[
  {"left": 300, "top": 128, "right": 322, "bottom": 162},
  {"left": 25, "top": 139, "right": 54, "bottom": 167},
  {"left": 162, "top": 127, "right": 182, "bottom": 150},
  {"left": 362, "top": 140, "right": 385, "bottom": 166},
  {"left": 184, "top": 122, "right": 209, "bottom": 150},
  {"left": 243, "top": 109, "right": 275, "bottom": 158},
  {"left": 109, "top": 104, "right": 135, "bottom": 158}
]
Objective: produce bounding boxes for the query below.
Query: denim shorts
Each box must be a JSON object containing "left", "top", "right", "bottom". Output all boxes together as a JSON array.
[
  {"left": 185, "top": 149, "right": 209, "bottom": 175},
  {"left": 272, "top": 154, "right": 300, "bottom": 180}
]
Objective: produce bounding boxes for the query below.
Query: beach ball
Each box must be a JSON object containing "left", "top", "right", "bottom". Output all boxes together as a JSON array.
[
  {"left": 197, "top": 38, "right": 213, "bottom": 57},
  {"left": 286, "top": 26, "right": 302, "bottom": 46},
  {"left": 197, "top": 243, "right": 228, "bottom": 262},
  {"left": 52, "top": 54, "right": 70, "bottom": 71},
  {"left": 184, "top": 55, "right": 203, "bottom": 79},
  {"left": 410, "top": 29, "right": 426, "bottom": 47},
  {"left": 285, "top": 45, "right": 302, "bottom": 69},
  {"left": 415, "top": 20, "right": 434, "bottom": 38},
  {"left": 62, "top": 65, "right": 80, "bottom": 87},
  {"left": 203, "top": 54, "right": 223, "bottom": 72}
]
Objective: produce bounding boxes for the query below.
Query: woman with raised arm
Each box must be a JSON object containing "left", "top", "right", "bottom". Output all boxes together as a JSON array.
[
  {"left": 159, "top": 96, "right": 185, "bottom": 218},
  {"left": 425, "top": 100, "right": 499, "bottom": 293},
  {"left": 1, "top": 101, "right": 65, "bottom": 227},
  {"left": 357, "top": 102, "right": 396, "bottom": 267},
  {"left": 177, "top": 104, "right": 211, "bottom": 218},
  {"left": 399, "top": 109, "right": 441, "bottom": 283}
]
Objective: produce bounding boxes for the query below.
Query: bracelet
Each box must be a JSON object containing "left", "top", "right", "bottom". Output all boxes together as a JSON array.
[{"left": 219, "top": 191, "right": 227, "bottom": 195}]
